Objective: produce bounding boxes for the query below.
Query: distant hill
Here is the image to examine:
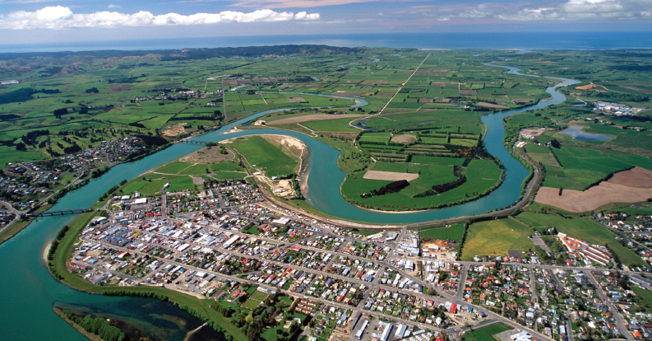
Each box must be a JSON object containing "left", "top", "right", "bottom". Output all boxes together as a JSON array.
[{"left": 0, "top": 44, "right": 363, "bottom": 62}]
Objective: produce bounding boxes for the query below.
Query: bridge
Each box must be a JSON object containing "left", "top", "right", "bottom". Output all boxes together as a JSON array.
[{"left": 28, "top": 208, "right": 95, "bottom": 217}]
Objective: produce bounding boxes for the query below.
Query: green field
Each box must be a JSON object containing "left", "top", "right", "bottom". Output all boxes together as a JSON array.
[
  {"left": 542, "top": 146, "right": 652, "bottom": 190},
  {"left": 155, "top": 161, "right": 193, "bottom": 174},
  {"left": 417, "top": 223, "right": 466, "bottom": 244},
  {"left": 632, "top": 286, "right": 652, "bottom": 313},
  {"left": 240, "top": 291, "right": 269, "bottom": 310},
  {"left": 119, "top": 175, "right": 195, "bottom": 196},
  {"left": 461, "top": 219, "right": 535, "bottom": 261},
  {"left": 302, "top": 118, "right": 361, "bottom": 133},
  {"left": 462, "top": 323, "right": 513, "bottom": 341},
  {"left": 342, "top": 159, "right": 502, "bottom": 211},
  {"left": 524, "top": 144, "right": 558, "bottom": 167},
  {"left": 229, "top": 136, "right": 300, "bottom": 177},
  {"left": 514, "top": 212, "right": 646, "bottom": 267}
]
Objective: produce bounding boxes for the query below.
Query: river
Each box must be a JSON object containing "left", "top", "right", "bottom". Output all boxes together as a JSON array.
[{"left": 0, "top": 65, "right": 578, "bottom": 340}]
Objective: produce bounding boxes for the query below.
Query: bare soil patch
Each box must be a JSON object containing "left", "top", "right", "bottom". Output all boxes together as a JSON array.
[
  {"left": 391, "top": 134, "right": 417, "bottom": 144},
  {"left": 287, "top": 97, "right": 307, "bottom": 103},
  {"left": 575, "top": 84, "right": 596, "bottom": 90},
  {"left": 538, "top": 61, "right": 555, "bottom": 64},
  {"left": 521, "top": 128, "right": 546, "bottom": 137},
  {"left": 267, "top": 114, "right": 365, "bottom": 126},
  {"left": 270, "top": 179, "right": 295, "bottom": 198},
  {"left": 435, "top": 98, "right": 452, "bottom": 103},
  {"left": 110, "top": 84, "right": 133, "bottom": 91},
  {"left": 262, "top": 134, "right": 306, "bottom": 159},
  {"left": 191, "top": 176, "right": 205, "bottom": 186},
  {"left": 459, "top": 90, "right": 477, "bottom": 95},
  {"left": 179, "top": 147, "right": 235, "bottom": 164},
  {"left": 535, "top": 167, "right": 652, "bottom": 212},
  {"left": 161, "top": 123, "right": 186, "bottom": 137},
  {"left": 608, "top": 167, "right": 652, "bottom": 188},
  {"left": 363, "top": 170, "right": 419, "bottom": 182},
  {"left": 623, "top": 86, "right": 652, "bottom": 95},
  {"left": 418, "top": 98, "right": 433, "bottom": 103},
  {"left": 535, "top": 184, "right": 652, "bottom": 212},
  {"left": 476, "top": 102, "right": 509, "bottom": 109}
]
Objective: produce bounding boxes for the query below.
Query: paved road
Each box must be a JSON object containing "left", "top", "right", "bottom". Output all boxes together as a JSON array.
[
  {"left": 88, "top": 199, "right": 646, "bottom": 341},
  {"left": 585, "top": 271, "right": 633, "bottom": 341}
]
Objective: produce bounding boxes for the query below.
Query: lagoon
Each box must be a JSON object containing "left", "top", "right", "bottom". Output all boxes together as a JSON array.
[{"left": 560, "top": 125, "right": 612, "bottom": 141}]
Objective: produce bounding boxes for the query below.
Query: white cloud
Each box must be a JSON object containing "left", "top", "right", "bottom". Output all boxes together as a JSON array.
[
  {"left": 0, "top": 5, "right": 320, "bottom": 29},
  {"left": 418, "top": 0, "right": 652, "bottom": 22},
  {"left": 499, "top": 0, "right": 652, "bottom": 21},
  {"left": 107, "top": 4, "right": 121, "bottom": 9}
]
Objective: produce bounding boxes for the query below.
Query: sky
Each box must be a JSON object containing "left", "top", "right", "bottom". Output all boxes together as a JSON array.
[{"left": 1, "top": 0, "right": 652, "bottom": 45}]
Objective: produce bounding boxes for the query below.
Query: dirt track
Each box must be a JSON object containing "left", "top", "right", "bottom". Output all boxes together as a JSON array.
[
  {"left": 363, "top": 170, "right": 419, "bottom": 182},
  {"left": 535, "top": 167, "right": 652, "bottom": 212},
  {"left": 266, "top": 114, "right": 365, "bottom": 126}
]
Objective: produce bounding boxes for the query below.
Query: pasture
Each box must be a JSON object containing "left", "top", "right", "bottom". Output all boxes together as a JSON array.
[
  {"left": 229, "top": 136, "right": 300, "bottom": 177},
  {"left": 460, "top": 219, "right": 535, "bottom": 261}
]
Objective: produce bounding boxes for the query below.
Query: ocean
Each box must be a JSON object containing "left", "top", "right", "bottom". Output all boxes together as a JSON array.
[{"left": 1, "top": 31, "right": 652, "bottom": 53}]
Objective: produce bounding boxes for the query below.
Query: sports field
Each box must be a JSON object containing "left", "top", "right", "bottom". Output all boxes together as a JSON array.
[
  {"left": 462, "top": 323, "right": 513, "bottom": 341},
  {"left": 240, "top": 291, "right": 269, "bottom": 310}
]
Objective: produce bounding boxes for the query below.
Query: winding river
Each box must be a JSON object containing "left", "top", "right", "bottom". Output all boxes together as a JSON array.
[{"left": 0, "top": 65, "right": 578, "bottom": 340}]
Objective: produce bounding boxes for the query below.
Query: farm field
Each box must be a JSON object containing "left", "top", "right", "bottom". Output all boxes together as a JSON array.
[
  {"left": 227, "top": 135, "right": 301, "bottom": 177},
  {"left": 514, "top": 212, "right": 646, "bottom": 267},
  {"left": 460, "top": 219, "right": 535, "bottom": 261},
  {"left": 341, "top": 159, "right": 502, "bottom": 211},
  {"left": 416, "top": 223, "right": 466, "bottom": 244},
  {"left": 542, "top": 146, "right": 652, "bottom": 190}
]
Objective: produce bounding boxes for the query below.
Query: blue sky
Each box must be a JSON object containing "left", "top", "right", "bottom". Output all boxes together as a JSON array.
[{"left": 1, "top": 0, "right": 651, "bottom": 44}]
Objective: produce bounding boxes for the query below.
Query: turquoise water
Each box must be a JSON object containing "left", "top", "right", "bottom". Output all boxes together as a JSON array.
[{"left": 0, "top": 66, "right": 577, "bottom": 340}]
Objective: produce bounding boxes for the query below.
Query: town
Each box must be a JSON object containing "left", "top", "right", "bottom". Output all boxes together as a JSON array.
[{"left": 67, "top": 180, "right": 652, "bottom": 341}]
